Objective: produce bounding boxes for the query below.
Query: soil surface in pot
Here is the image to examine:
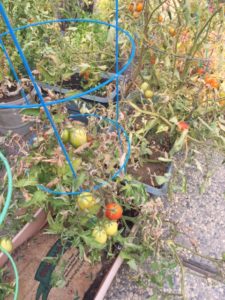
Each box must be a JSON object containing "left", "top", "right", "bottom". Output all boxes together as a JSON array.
[
  {"left": 0, "top": 90, "right": 24, "bottom": 103},
  {"left": 128, "top": 130, "right": 171, "bottom": 187},
  {"left": 60, "top": 73, "right": 115, "bottom": 98}
]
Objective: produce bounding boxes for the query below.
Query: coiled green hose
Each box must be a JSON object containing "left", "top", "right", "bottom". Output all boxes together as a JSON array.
[{"left": 0, "top": 151, "right": 19, "bottom": 300}]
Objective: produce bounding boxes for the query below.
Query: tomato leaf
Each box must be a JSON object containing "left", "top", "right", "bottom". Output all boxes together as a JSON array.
[
  {"left": 72, "top": 173, "right": 86, "bottom": 191},
  {"left": 127, "top": 259, "right": 138, "bottom": 271},
  {"left": 14, "top": 178, "right": 37, "bottom": 187},
  {"left": 20, "top": 108, "right": 40, "bottom": 116}
]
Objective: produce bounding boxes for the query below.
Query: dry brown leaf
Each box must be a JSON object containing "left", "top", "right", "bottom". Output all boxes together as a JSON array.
[{"left": 46, "top": 177, "right": 60, "bottom": 188}]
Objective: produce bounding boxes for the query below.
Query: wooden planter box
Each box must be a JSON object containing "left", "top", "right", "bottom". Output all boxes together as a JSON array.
[
  {"left": 2, "top": 209, "right": 135, "bottom": 300},
  {"left": 0, "top": 208, "right": 47, "bottom": 268}
]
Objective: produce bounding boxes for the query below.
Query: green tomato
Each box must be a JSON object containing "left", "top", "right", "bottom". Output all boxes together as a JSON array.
[
  {"left": 77, "top": 192, "right": 96, "bottom": 210},
  {"left": 141, "top": 82, "right": 149, "bottom": 92},
  {"left": 104, "top": 221, "right": 118, "bottom": 236},
  {"left": 144, "top": 89, "right": 154, "bottom": 99},
  {"left": 92, "top": 227, "right": 107, "bottom": 244},
  {"left": 0, "top": 238, "right": 13, "bottom": 253},
  {"left": 61, "top": 129, "right": 70, "bottom": 143},
  {"left": 69, "top": 128, "right": 87, "bottom": 148},
  {"left": 72, "top": 158, "right": 82, "bottom": 170}
]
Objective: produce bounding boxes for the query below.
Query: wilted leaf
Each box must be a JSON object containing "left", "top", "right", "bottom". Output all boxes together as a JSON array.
[
  {"left": 127, "top": 259, "right": 138, "bottom": 271},
  {"left": 156, "top": 124, "right": 169, "bottom": 133},
  {"left": 155, "top": 175, "right": 170, "bottom": 186},
  {"left": 20, "top": 108, "right": 40, "bottom": 116}
]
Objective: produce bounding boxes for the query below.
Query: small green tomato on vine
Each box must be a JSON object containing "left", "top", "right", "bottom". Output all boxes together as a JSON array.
[
  {"left": 70, "top": 127, "right": 87, "bottom": 148},
  {"left": 0, "top": 238, "right": 13, "bottom": 253},
  {"left": 92, "top": 226, "right": 107, "bottom": 244},
  {"left": 77, "top": 192, "right": 96, "bottom": 210},
  {"left": 140, "top": 82, "right": 149, "bottom": 92},
  {"left": 104, "top": 221, "right": 118, "bottom": 236}
]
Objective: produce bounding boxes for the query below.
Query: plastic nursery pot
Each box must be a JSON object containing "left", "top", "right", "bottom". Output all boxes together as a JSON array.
[
  {"left": 125, "top": 163, "right": 172, "bottom": 197},
  {"left": 141, "top": 163, "right": 173, "bottom": 196},
  {"left": 125, "top": 91, "right": 173, "bottom": 196},
  {"left": 38, "top": 72, "right": 124, "bottom": 106},
  {"left": 0, "top": 93, "right": 33, "bottom": 136},
  {"left": 0, "top": 208, "right": 47, "bottom": 268}
]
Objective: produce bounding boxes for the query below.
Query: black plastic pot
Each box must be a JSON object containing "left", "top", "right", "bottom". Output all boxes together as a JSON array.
[
  {"left": 38, "top": 72, "right": 124, "bottom": 106},
  {"left": 0, "top": 94, "right": 33, "bottom": 136},
  {"left": 141, "top": 163, "right": 172, "bottom": 196}
]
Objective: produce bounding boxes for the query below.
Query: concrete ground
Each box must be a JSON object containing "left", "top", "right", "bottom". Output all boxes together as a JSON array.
[{"left": 105, "top": 145, "right": 225, "bottom": 300}]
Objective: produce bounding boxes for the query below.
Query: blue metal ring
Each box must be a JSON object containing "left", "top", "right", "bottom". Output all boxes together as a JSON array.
[
  {"left": 38, "top": 113, "right": 131, "bottom": 196},
  {"left": 0, "top": 18, "right": 136, "bottom": 109}
]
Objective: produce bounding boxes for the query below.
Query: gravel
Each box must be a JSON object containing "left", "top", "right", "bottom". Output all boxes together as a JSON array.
[
  {"left": 105, "top": 145, "right": 225, "bottom": 300},
  {"left": 105, "top": 264, "right": 225, "bottom": 300}
]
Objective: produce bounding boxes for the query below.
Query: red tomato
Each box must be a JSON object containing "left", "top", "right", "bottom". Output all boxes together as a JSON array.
[
  {"left": 196, "top": 67, "right": 205, "bottom": 75},
  {"left": 150, "top": 55, "right": 156, "bottom": 65},
  {"left": 105, "top": 203, "right": 123, "bottom": 220},
  {"left": 177, "top": 121, "right": 189, "bottom": 131}
]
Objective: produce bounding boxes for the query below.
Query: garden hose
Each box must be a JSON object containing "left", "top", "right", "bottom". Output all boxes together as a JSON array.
[
  {"left": 0, "top": 245, "right": 19, "bottom": 300},
  {"left": 0, "top": 151, "right": 19, "bottom": 300}
]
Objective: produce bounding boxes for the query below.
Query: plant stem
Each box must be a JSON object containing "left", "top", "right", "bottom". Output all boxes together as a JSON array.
[
  {"left": 181, "top": 8, "right": 221, "bottom": 81},
  {"left": 168, "top": 242, "right": 187, "bottom": 300},
  {"left": 128, "top": 102, "right": 173, "bottom": 127},
  {"left": 125, "top": 0, "right": 168, "bottom": 97}
]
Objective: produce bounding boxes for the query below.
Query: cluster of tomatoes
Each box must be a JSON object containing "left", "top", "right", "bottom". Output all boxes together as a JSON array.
[
  {"left": 60, "top": 125, "right": 123, "bottom": 245},
  {"left": 157, "top": 13, "right": 176, "bottom": 36},
  {"left": 140, "top": 81, "right": 154, "bottom": 99},
  {"left": 128, "top": 1, "right": 144, "bottom": 18},
  {"left": 191, "top": 66, "right": 220, "bottom": 90},
  {"left": 61, "top": 127, "right": 87, "bottom": 148},
  {"left": 77, "top": 192, "right": 123, "bottom": 245}
]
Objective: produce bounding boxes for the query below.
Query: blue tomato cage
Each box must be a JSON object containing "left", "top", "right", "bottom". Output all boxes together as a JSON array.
[{"left": 0, "top": 1, "right": 135, "bottom": 196}]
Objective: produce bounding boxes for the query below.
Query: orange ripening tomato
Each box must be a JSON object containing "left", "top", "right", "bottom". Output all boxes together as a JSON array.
[
  {"left": 83, "top": 70, "right": 90, "bottom": 81},
  {"left": 158, "top": 15, "right": 163, "bottom": 23},
  {"left": 210, "top": 79, "right": 220, "bottom": 89},
  {"left": 177, "top": 121, "right": 189, "bottom": 131},
  {"left": 105, "top": 203, "right": 123, "bottom": 220},
  {"left": 150, "top": 55, "right": 156, "bottom": 65},
  {"left": 128, "top": 2, "right": 135, "bottom": 13},
  {"left": 169, "top": 27, "right": 176, "bottom": 37},
  {"left": 136, "top": 2, "right": 144, "bottom": 12},
  {"left": 196, "top": 67, "right": 205, "bottom": 75},
  {"left": 218, "top": 99, "right": 225, "bottom": 106},
  {"left": 204, "top": 76, "right": 220, "bottom": 89}
]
